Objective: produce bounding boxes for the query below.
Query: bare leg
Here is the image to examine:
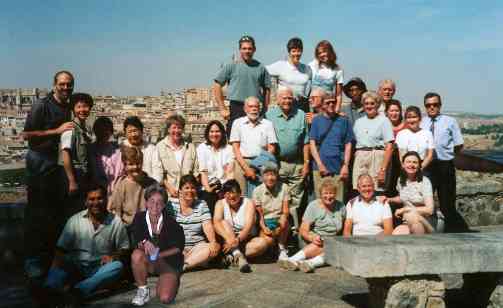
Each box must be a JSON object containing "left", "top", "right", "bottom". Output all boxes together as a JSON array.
[
  {"left": 244, "top": 237, "right": 272, "bottom": 258},
  {"left": 392, "top": 224, "right": 411, "bottom": 235},
  {"left": 184, "top": 242, "right": 214, "bottom": 270},
  {"left": 277, "top": 221, "right": 290, "bottom": 247},
  {"left": 214, "top": 220, "right": 238, "bottom": 245},
  {"left": 403, "top": 212, "right": 426, "bottom": 235},
  {"left": 157, "top": 272, "right": 180, "bottom": 304},
  {"left": 303, "top": 243, "right": 324, "bottom": 259},
  {"left": 131, "top": 249, "right": 149, "bottom": 286}
]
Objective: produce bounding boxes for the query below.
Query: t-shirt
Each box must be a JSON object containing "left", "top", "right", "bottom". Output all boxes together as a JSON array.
[
  {"left": 214, "top": 60, "right": 272, "bottom": 103},
  {"left": 252, "top": 182, "right": 290, "bottom": 219},
  {"left": 302, "top": 199, "right": 345, "bottom": 237},
  {"left": 308, "top": 60, "right": 344, "bottom": 94},
  {"left": 167, "top": 199, "right": 212, "bottom": 247},
  {"left": 395, "top": 129, "right": 434, "bottom": 160},
  {"left": 229, "top": 116, "right": 278, "bottom": 158},
  {"left": 309, "top": 114, "right": 354, "bottom": 174},
  {"left": 346, "top": 197, "right": 392, "bottom": 236},
  {"left": 354, "top": 114, "right": 395, "bottom": 149},
  {"left": 197, "top": 143, "right": 234, "bottom": 183},
  {"left": 266, "top": 60, "right": 311, "bottom": 99},
  {"left": 397, "top": 176, "right": 433, "bottom": 206}
]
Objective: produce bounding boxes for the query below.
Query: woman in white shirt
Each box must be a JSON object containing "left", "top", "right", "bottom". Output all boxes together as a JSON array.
[
  {"left": 197, "top": 120, "right": 234, "bottom": 213},
  {"left": 267, "top": 37, "right": 312, "bottom": 112},
  {"left": 395, "top": 106, "right": 434, "bottom": 170},
  {"left": 387, "top": 151, "right": 443, "bottom": 234},
  {"left": 309, "top": 40, "right": 344, "bottom": 112}
]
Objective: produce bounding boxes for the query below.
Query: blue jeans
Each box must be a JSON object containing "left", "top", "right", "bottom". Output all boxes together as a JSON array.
[{"left": 45, "top": 259, "right": 123, "bottom": 298}]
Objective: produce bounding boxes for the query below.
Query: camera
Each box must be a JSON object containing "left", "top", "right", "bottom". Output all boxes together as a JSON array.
[{"left": 208, "top": 178, "right": 222, "bottom": 192}]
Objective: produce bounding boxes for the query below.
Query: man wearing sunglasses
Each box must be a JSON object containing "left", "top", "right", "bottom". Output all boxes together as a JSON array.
[
  {"left": 309, "top": 95, "right": 354, "bottom": 202},
  {"left": 420, "top": 92, "right": 466, "bottom": 232},
  {"left": 213, "top": 35, "right": 272, "bottom": 136}
]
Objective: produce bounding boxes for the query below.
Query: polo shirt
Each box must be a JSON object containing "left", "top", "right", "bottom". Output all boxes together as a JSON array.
[
  {"left": 309, "top": 114, "right": 354, "bottom": 174},
  {"left": 420, "top": 114, "right": 463, "bottom": 161},
  {"left": 229, "top": 116, "right": 278, "bottom": 158},
  {"left": 346, "top": 197, "right": 392, "bottom": 236},
  {"left": 214, "top": 59, "right": 271, "bottom": 103},
  {"left": 167, "top": 199, "right": 212, "bottom": 248},
  {"left": 252, "top": 182, "right": 290, "bottom": 219},
  {"left": 395, "top": 128, "right": 435, "bottom": 160},
  {"left": 354, "top": 114, "right": 394, "bottom": 149},
  {"left": 266, "top": 60, "right": 311, "bottom": 99},
  {"left": 266, "top": 106, "right": 308, "bottom": 161},
  {"left": 57, "top": 210, "right": 130, "bottom": 265}
]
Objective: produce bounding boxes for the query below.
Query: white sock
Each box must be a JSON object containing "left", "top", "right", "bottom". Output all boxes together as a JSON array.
[
  {"left": 307, "top": 254, "right": 325, "bottom": 268},
  {"left": 138, "top": 285, "right": 148, "bottom": 290},
  {"left": 278, "top": 244, "right": 287, "bottom": 251},
  {"left": 232, "top": 249, "right": 242, "bottom": 257},
  {"left": 289, "top": 250, "right": 306, "bottom": 262}
]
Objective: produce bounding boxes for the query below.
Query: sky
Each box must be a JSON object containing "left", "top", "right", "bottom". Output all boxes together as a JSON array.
[{"left": 1, "top": 0, "right": 502, "bottom": 113}]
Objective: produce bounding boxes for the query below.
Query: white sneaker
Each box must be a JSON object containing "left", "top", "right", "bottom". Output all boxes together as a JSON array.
[
  {"left": 132, "top": 287, "right": 150, "bottom": 306},
  {"left": 298, "top": 261, "right": 315, "bottom": 273},
  {"left": 278, "top": 249, "right": 289, "bottom": 261},
  {"left": 278, "top": 259, "right": 299, "bottom": 271}
]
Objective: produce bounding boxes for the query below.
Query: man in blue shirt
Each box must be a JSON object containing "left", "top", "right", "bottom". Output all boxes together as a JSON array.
[
  {"left": 310, "top": 96, "right": 354, "bottom": 202},
  {"left": 420, "top": 92, "right": 467, "bottom": 232}
]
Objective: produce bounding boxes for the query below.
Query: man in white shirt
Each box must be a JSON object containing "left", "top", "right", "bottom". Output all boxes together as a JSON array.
[
  {"left": 343, "top": 174, "right": 393, "bottom": 236},
  {"left": 230, "top": 96, "right": 278, "bottom": 193}
]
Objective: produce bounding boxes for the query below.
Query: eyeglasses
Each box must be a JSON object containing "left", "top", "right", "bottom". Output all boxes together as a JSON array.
[{"left": 425, "top": 103, "right": 441, "bottom": 108}]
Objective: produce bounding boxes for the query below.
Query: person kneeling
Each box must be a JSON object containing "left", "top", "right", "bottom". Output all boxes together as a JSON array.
[
  {"left": 279, "top": 179, "right": 345, "bottom": 273},
  {"left": 343, "top": 174, "right": 393, "bottom": 236},
  {"left": 253, "top": 162, "right": 290, "bottom": 262},
  {"left": 44, "top": 184, "right": 129, "bottom": 306},
  {"left": 130, "top": 184, "right": 185, "bottom": 306},
  {"left": 214, "top": 180, "right": 269, "bottom": 273}
]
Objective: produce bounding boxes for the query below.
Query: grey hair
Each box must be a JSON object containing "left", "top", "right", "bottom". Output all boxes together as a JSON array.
[
  {"left": 378, "top": 79, "right": 396, "bottom": 90},
  {"left": 144, "top": 183, "right": 168, "bottom": 203},
  {"left": 310, "top": 87, "right": 327, "bottom": 99},
  {"left": 361, "top": 91, "right": 383, "bottom": 107},
  {"left": 276, "top": 86, "right": 293, "bottom": 97},
  {"left": 357, "top": 174, "right": 374, "bottom": 186},
  {"left": 244, "top": 96, "right": 261, "bottom": 107}
]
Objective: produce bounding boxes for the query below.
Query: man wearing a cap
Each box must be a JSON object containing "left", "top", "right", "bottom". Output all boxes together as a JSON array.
[
  {"left": 341, "top": 77, "right": 368, "bottom": 126},
  {"left": 213, "top": 35, "right": 272, "bottom": 135},
  {"left": 266, "top": 86, "right": 309, "bottom": 230}
]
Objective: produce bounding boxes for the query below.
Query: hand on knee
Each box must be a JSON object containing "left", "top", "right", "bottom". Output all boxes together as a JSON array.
[{"left": 160, "top": 292, "right": 176, "bottom": 304}]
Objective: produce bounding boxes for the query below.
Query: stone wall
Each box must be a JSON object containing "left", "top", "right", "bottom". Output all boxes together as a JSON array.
[{"left": 456, "top": 171, "right": 503, "bottom": 227}]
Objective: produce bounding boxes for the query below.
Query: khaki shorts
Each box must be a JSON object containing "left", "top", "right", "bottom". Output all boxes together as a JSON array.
[{"left": 352, "top": 149, "right": 385, "bottom": 191}]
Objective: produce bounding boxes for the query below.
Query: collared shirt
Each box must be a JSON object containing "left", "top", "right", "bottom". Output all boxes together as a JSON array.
[
  {"left": 420, "top": 114, "right": 463, "bottom": 161},
  {"left": 341, "top": 101, "right": 365, "bottom": 127},
  {"left": 229, "top": 116, "right": 278, "bottom": 158},
  {"left": 266, "top": 106, "right": 308, "bottom": 161},
  {"left": 197, "top": 143, "right": 234, "bottom": 183},
  {"left": 57, "top": 210, "right": 129, "bottom": 265},
  {"left": 156, "top": 137, "right": 199, "bottom": 189},
  {"left": 214, "top": 59, "right": 272, "bottom": 103},
  {"left": 252, "top": 182, "right": 290, "bottom": 219},
  {"left": 354, "top": 114, "right": 394, "bottom": 149},
  {"left": 346, "top": 196, "right": 392, "bottom": 236},
  {"left": 309, "top": 114, "right": 354, "bottom": 174}
]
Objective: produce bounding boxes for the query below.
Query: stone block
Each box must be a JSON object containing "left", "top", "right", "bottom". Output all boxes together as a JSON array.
[{"left": 325, "top": 232, "right": 503, "bottom": 278}]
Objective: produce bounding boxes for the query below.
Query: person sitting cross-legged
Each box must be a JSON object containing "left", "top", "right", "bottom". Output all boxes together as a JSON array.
[
  {"left": 279, "top": 178, "right": 345, "bottom": 273},
  {"left": 44, "top": 183, "right": 129, "bottom": 306},
  {"left": 130, "top": 184, "right": 185, "bottom": 306},
  {"left": 214, "top": 180, "right": 270, "bottom": 273}
]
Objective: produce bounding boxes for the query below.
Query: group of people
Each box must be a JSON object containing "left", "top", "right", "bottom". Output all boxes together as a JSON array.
[{"left": 21, "top": 34, "right": 467, "bottom": 307}]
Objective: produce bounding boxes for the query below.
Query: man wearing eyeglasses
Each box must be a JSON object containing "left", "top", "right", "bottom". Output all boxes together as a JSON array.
[
  {"left": 309, "top": 95, "right": 354, "bottom": 201},
  {"left": 22, "top": 71, "right": 75, "bottom": 288},
  {"left": 213, "top": 35, "right": 272, "bottom": 136},
  {"left": 420, "top": 92, "right": 466, "bottom": 232}
]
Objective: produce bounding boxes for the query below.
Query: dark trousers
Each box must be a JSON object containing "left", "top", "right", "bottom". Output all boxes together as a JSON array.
[
  {"left": 425, "top": 160, "right": 469, "bottom": 232},
  {"left": 226, "top": 101, "right": 247, "bottom": 137},
  {"left": 24, "top": 166, "right": 66, "bottom": 279}
]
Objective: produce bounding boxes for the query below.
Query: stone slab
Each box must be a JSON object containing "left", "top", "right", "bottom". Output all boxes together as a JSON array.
[{"left": 325, "top": 232, "right": 503, "bottom": 278}]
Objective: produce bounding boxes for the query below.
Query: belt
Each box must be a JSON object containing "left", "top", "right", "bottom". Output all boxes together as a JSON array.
[{"left": 357, "top": 146, "right": 384, "bottom": 151}]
